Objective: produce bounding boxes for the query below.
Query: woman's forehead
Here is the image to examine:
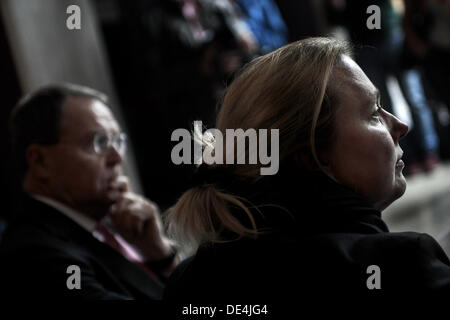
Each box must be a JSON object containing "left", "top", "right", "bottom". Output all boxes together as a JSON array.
[{"left": 332, "top": 56, "right": 378, "bottom": 106}]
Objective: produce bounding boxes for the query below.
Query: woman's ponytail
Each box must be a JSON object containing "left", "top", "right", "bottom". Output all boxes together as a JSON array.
[{"left": 165, "top": 183, "right": 259, "bottom": 255}]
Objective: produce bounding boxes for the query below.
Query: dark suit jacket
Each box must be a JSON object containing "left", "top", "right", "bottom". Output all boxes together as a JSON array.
[
  {"left": 0, "top": 196, "right": 164, "bottom": 300},
  {"left": 164, "top": 167, "right": 450, "bottom": 302}
]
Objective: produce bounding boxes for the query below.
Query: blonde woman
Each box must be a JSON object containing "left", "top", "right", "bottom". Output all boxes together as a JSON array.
[{"left": 164, "top": 37, "right": 450, "bottom": 300}]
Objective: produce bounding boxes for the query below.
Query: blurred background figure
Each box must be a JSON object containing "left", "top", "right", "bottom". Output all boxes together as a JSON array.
[
  {"left": 403, "top": 0, "right": 450, "bottom": 159},
  {"left": 0, "top": 0, "right": 449, "bottom": 265},
  {"left": 274, "top": 0, "right": 329, "bottom": 41},
  {"left": 403, "top": 0, "right": 450, "bottom": 106},
  {"left": 235, "top": 0, "right": 288, "bottom": 53}
]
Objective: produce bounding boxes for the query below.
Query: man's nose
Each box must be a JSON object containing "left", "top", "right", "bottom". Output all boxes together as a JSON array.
[{"left": 105, "top": 145, "right": 123, "bottom": 166}]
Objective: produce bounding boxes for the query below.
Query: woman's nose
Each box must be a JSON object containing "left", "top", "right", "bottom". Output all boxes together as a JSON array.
[{"left": 388, "top": 112, "right": 409, "bottom": 142}]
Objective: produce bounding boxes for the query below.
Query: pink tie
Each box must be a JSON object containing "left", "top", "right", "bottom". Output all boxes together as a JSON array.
[{"left": 95, "top": 223, "right": 159, "bottom": 279}]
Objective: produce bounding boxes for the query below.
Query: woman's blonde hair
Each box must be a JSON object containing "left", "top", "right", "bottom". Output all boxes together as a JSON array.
[{"left": 166, "top": 37, "right": 351, "bottom": 254}]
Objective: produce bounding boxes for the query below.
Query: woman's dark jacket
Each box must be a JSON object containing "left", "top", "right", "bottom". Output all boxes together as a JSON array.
[{"left": 164, "top": 167, "right": 450, "bottom": 301}]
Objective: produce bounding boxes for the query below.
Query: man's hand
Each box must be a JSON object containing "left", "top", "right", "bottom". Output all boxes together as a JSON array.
[{"left": 108, "top": 176, "right": 176, "bottom": 265}]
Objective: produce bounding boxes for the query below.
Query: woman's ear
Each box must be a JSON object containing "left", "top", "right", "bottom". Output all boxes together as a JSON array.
[
  {"left": 26, "top": 144, "right": 52, "bottom": 179},
  {"left": 294, "top": 149, "right": 338, "bottom": 180},
  {"left": 317, "top": 150, "right": 339, "bottom": 181},
  {"left": 318, "top": 149, "right": 331, "bottom": 170}
]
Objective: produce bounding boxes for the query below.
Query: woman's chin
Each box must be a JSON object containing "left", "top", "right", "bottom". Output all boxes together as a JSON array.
[
  {"left": 395, "top": 173, "right": 407, "bottom": 196},
  {"left": 386, "top": 179, "right": 407, "bottom": 210},
  {"left": 373, "top": 177, "right": 407, "bottom": 212}
]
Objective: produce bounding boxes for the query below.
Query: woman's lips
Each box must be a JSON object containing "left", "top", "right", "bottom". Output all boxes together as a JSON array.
[{"left": 396, "top": 159, "right": 405, "bottom": 169}]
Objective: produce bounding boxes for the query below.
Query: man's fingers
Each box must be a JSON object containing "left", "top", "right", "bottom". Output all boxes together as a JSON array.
[
  {"left": 111, "top": 208, "right": 140, "bottom": 237},
  {"left": 110, "top": 194, "right": 147, "bottom": 237},
  {"left": 113, "top": 194, "right": 134, "bottom": 213},
  {"left": 109, "top": 192, "right": 161, "bottom": 241}
]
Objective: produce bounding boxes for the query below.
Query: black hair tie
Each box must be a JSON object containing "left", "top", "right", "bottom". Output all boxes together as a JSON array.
[{"left": 190, "top": 164, "right": 231, "bottom": 189}]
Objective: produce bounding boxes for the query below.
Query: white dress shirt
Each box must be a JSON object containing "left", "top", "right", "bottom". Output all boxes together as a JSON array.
[{"left": 30, "top": 194, "right": 110, "bottom": 243}]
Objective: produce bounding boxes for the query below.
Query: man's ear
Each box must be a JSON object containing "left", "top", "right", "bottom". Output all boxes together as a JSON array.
[{"left": 26, "top": 144, "right": 52, "bottom": 179}]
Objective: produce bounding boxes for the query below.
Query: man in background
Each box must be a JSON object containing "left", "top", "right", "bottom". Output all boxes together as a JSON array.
[{"left": 0, "top": 83, "right": 179, "bottom": 300}]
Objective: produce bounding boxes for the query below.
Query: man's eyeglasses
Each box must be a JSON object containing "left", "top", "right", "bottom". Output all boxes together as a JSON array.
[{"left": 93, "top": 132, "right": 127, "bottom": 155}]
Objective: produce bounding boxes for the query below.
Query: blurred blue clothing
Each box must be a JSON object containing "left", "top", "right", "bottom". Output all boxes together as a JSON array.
[
  {"left": 402, "top": 69, "right": 439, "bottom": 153},
  {"left": 237, "top": 0, "right": 288, "bottom": 53}
]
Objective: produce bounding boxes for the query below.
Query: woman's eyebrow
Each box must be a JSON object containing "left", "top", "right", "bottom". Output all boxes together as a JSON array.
[
  {"left": 375, "top": 88, "right": 380, "bottom": 103},
  {"left": 369, "top": 87, "right": 380, "bottom": 101},
  {"left": 362, "top": 87, "right": 380, "bottom": 110},
  {"left": 366, "top": 88, "right": 380, "bottom": 108}
]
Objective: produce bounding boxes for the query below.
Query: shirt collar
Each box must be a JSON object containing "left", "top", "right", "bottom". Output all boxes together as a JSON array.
[{"left": 30, "top": 194, "right": 98, "bottom": 233}]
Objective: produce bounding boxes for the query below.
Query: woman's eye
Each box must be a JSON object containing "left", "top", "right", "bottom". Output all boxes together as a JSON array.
[{"left": 372, "top": 106, "right": 383, "bottom": 121}]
